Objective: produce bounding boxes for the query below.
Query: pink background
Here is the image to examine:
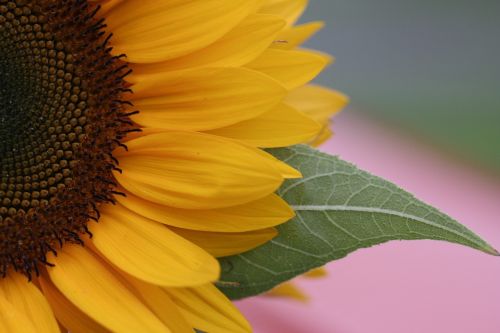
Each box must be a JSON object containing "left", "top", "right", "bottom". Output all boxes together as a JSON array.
[{"left": 236, "top": 112, "right": 500, "bottom": 333}]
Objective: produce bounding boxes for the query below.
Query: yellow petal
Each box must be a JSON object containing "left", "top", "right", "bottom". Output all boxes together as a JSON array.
[
  {"left": 116, "top": 190, "right": 294, "bottom": 232},
  {"left": 123, "top": 276, "right": 193, "bottom": 333},
  {"left": 304, "top": 267, "right": 328, "bottom": 278},
  {"left": 207, "top": 103, "right": 321, "bottom": 147},
  {"left": 129, "top": 68, "right": 286, "bottom": 131},
  {"left": 0, "top": 274, "right": 59, "bottom": 333},
  {"left": 114, "top": 132, "right": 285, "bottom": 209},
  {"left": 309, "top": 125, "right": 333, "bottom": 147},
  {"left": 246, "top": 49, "right": 331, "bottom": 90},
  {"left": 90, "top": 204, "right": 220, "bottom": 287},
  {"left": 260, "top": 0, "right": 307, "bottom": 27},
  {"left": 285, "top": 84, "right": 349, "bottom": 123},
  {"left": 132, "top": 14, "right": 286, "bottom": 73},
  {"left": 166, "top": 284, "right": 251, "bottom": 333},
  {"left": 122, "top": 128, "right": 301, "bottom": 178},
  {"left": 107, "top": 0, "right": 257, "bottom": 63},
  {"left": 39, "top": 277, "right": 110, "bottom": 333},
  {"left": 266, "top": 282, "right": 308, "bottom": 302},
  {"left": 0, "top": 295, "right": 38, "bottom": 333},
  {"left": 273, "top": 21, "right": 324, "bottom": 49},
  {"left": 172, "top": 228, "right": 278, "bottom": 257},
  {"left": 239, "top": 142, "right": 302, "bottom": 178},
  {"left": 47, "top": 245, "right": 171, "bottom": 333}
]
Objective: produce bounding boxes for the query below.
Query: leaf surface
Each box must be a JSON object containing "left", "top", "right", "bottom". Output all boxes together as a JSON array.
[{"left": 218, "top": 145, "right": 498, "bottom": 299}]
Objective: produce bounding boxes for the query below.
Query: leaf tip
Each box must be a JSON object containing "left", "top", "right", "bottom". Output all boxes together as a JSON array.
[{"left": 484, "top": 245, "right": 500, "bottom": 256}]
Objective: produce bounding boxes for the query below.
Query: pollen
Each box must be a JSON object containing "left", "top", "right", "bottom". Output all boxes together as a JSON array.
[{"left": 0, "top": 0, "right": 135, "bottom": 278}]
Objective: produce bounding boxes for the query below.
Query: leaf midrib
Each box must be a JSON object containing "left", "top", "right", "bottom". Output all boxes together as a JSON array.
[{"left": 291, "top": 204, "right": 489, "bottom": 252}]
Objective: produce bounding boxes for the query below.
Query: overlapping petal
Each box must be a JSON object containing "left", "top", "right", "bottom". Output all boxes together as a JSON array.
[
  {"left": 273, "top": 21, "right": 325, "bottom": 49},
  {"left": 90, "top": 204, "right": 220, "bottom": 286},
  {"left": 129, "top": 68, "right": 286, "bottom": 131},
  {"left": 0, "top": 275, "right": 59, "bottom": 333},
  {"left": 259, "top": 0, "right": 307, "bottom": 27},
  {"left": 39, "top": 277, "right": 110, "bottom": 333},
  {"left": 207, "top": 103, "right": 321, "bottom": 147},
  {"left": 47, "top": 245, "right": 171, "bottom": 333},
  {"left": 114, "top": 132, "right": 286, "bottom": 209},
  {"left": 166, "top": 284, "right": 252, "bottom": 333},
  {"left": 172, "top": 227, "right": 278, "bottom": 257},
  {"left": 123, "top": 276, "right": 194, "bottom": 333},
  {"left": 107, "top": 0, "right": 258, "bottom": 63},
  {"left": 132, "top": 14, "right": 285, "bottom": 72},
  {"left": 246, "top": 49, "right": 331, "bottom": 90},
  {"left": 285, "top": 84, "right": 349, "bottom": 123},
  {"left": 0, "top": 295, "right": 38, "bottom": 333},
  {"left": 116, "top": 191, "right": 294, "bottom": 232}
]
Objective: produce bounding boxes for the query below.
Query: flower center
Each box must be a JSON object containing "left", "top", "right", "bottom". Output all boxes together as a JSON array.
[{"left": 0, "top": 0, "right": 134, "bottom": 278}]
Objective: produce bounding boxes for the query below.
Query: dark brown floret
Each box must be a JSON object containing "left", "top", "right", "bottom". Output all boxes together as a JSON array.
[{"left": 0, "top": 0, "right": 135, "bottom": 278}]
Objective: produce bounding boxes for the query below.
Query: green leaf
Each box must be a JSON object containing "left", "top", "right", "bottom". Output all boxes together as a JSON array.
[{"left": 218, "top": 145, "right": 498, "bottom": 300}]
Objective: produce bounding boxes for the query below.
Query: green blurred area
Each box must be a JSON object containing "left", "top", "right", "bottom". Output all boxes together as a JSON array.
[{"left": 301, "top": 0, "right": 500, "bottom": 171}]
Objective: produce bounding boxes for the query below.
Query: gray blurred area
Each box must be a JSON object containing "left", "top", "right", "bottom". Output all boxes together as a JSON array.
[{"left": 301, "top": 0, "right": 500, "bottom": 171}]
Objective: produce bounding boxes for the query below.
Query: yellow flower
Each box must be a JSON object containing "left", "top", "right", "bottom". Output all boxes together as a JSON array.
[{"left": 0, "top": 0, "right": 347, "bottom": 332}]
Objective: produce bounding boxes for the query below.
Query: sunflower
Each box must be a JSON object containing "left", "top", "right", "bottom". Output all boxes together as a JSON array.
[{"left": 0, "top": 0, "right": 346, "bottom": 332}]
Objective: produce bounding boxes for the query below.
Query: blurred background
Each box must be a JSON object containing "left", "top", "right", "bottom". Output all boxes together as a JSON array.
[
  {"left": 307, "top": 0, "right": 500, "bottom": 173},
  {"left": 237, "top": 1, "right": 500, "bottom": 332}
]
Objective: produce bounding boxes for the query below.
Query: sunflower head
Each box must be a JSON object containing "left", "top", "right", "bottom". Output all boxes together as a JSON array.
[
  {"left": 0, "top": 0, "right": 134, "bottom": 278},
  {"left": 0, "top": 1, "right": 348, "bottom": 332}
]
